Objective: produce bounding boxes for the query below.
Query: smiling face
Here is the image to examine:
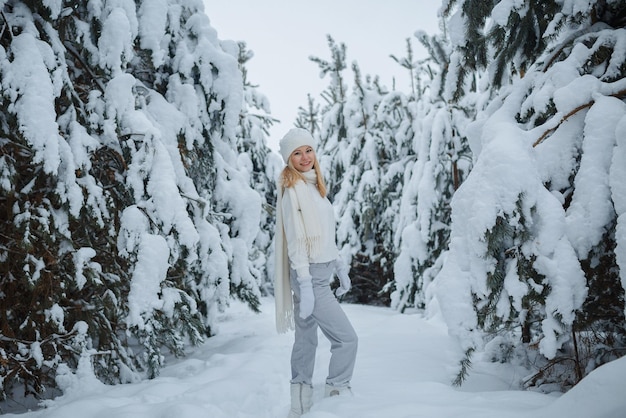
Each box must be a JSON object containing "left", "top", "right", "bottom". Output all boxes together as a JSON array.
[{"left": 289, "top": 145, "right": 315, "bottom": 172}]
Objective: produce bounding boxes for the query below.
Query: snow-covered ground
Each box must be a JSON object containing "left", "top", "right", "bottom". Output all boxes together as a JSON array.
[{"left": 7, "top": 298, "right": 625, "bottom": 418}]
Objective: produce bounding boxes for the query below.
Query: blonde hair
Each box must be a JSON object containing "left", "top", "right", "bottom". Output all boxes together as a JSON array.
[{"left": 280, "top": 153, "right": 327, "bottom": 198}]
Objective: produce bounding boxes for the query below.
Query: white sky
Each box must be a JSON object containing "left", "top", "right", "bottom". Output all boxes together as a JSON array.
[{"left": 203, "top": 0, "right": 442, "bottom": 150}]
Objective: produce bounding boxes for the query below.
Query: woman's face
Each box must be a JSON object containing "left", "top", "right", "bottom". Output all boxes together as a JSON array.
[{"left": 290, "top": 145, "right": 315, "bottom": 172}]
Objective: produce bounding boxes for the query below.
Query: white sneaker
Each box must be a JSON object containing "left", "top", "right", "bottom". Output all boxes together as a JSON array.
[{"left": 324, "top": 383, "right": 352, "bottom": 397}]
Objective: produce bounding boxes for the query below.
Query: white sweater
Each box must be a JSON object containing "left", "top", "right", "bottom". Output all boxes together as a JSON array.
[{"left": 281, "top": 181, "right": 339, "bottom": 278}]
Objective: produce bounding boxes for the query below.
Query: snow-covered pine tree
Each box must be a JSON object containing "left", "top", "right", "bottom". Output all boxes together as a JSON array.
[
  {"left": 310, "top": 35, "right": 349, "bottom": 199},
  {"left": 312, "top": 37, "right": 404, "bottom": 304},
  {"left": 434, "top": 0, "right": 626, "bottom": 389},
  {"left": 0, "top": 0, "right": 267, "bottom": 408},
  {"left": 232, "top": 41, "right": 281, "bottom": 296},
  {"left": 392, "top": 30, "right": 474, "bottom": 312},
  {"left": 336, "top": 64, "right": 395, "bottom": 304},
  {"left": 295, "top": 93, "right": 321, "bottom": 135},
  {"left": 439, "top": 0, "right": 495, "bottom": 102},
  {"left": 309, "top": 37, "right": 358, "bottom": 295}
]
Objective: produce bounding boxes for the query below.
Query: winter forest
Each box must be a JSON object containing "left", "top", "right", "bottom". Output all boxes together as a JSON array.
[{"left": 1, "top": 0, "right": 625, "bottom": 414}]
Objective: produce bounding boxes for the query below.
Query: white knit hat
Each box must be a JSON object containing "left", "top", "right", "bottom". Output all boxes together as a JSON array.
[{"left": 278, "top": 128, "right": 317, "bottom": 164}]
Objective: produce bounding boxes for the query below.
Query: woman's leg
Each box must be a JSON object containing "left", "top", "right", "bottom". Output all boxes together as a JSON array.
[
  {"left": 309, "top": 262, "right": 358, "bottom": 388},
  {"left": 290, "top": 268, "right": 318, "bottom": 385}
]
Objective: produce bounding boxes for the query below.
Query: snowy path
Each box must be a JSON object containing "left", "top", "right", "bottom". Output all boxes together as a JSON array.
[{"left": 8, "top": 298, "right": 624, "bottom": 418}]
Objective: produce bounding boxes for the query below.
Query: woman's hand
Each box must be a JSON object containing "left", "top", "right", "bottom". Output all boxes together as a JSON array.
[
  {"left": 334, "top": 258, "right": 351, "bottom": 297},
  {"left": 297, "top": 276, "right": 314, "bottom": 319}
]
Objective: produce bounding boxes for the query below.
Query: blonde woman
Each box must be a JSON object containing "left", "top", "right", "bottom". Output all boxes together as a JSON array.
[{"left": 274, "top": 128, "right": 358, "bottom": 417}]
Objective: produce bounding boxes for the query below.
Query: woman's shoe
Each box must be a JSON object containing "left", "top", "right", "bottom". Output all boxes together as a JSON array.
[
  {"left": 324, "top": 383, "right": 352, "bottom": 397},
  {"left": 287, "top": 382, "right": 313, "bottom": 417}
]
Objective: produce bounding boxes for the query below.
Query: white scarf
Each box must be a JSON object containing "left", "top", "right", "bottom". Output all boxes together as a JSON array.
[{"left": 275, "top": 170, "right": 322, "bottom": 333}]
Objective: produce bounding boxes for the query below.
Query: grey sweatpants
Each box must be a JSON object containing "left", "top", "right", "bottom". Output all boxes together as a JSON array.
[{"left": 290, "top": 261, "right": 358, "bottom": 387}]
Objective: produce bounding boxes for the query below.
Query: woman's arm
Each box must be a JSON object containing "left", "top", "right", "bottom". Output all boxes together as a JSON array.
[{"left": 282, "top": 189, "right": 310, "bottom": 278}]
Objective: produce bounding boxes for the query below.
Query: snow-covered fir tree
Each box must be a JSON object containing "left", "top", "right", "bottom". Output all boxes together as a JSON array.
[
  {"left": 334, "top": 64, "right": 396, "bottom": 304},
  {"left": 432, "top": 0, "right": 626, "bottom": 389},
  {"left": 312, "top": 37, "right": 408, "bottom": 304},
  {"left": 232, "top": 41, "right": 281, "bottom": 295},
  {"left": 0, "top": 0, "right": 272, "bottom": 406},
  {"left": 310, "top": 35, "right": 349, "bottom": 197},
  {"left": 295, "top": 93, "right": 321, "bottom": 135},
  {"left": 391, "top": 30, "right": 475, "bottom": 312}
]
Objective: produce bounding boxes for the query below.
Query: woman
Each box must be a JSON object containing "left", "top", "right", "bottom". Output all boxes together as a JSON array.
[{"left": 274, "top": 128, "right": 358, "bottom": 417}]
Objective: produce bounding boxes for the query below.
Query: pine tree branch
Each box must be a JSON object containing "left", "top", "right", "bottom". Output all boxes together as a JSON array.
[
  {"left": 62, "top": 41, "right": 106, "bottom": 93},
  {"left": 452, "top": 347, "right": 475, "bottom": 387},
  {"left": 572, "top": 329, "right": 583, "bottom": 382},
  {"left": 532, "top": 101, "right": 593, "bottom": 147},
  {"left": 0, "top": 11, "right": 13, "bottom": 44},
  {"left": 533, "top": 87, "right": 626, "bottom": 148},
  {"left": 542, "top": 29, "right": 586, "bottom": 74},
  {"left": 542, "top": 23, "right": 610, "bottom": 74}
]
